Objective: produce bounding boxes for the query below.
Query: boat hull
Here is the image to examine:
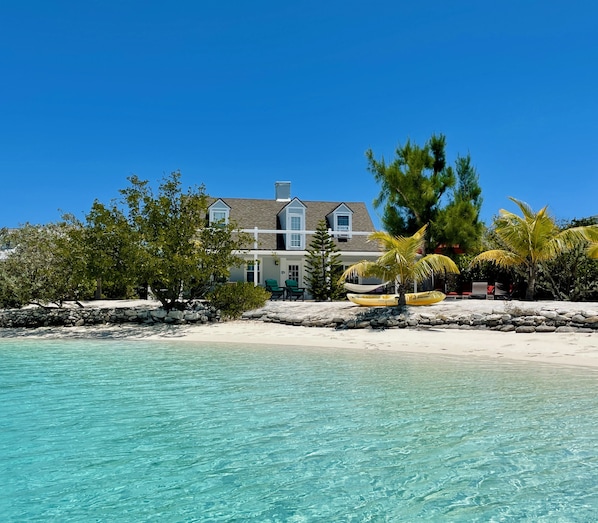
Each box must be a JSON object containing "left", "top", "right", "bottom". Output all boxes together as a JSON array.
[{"left": 347, "top": 291, "right": 446, "bottom": 307}]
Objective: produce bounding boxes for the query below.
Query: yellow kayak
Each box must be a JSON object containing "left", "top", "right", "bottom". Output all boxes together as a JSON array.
[{"left": 347, "top": 291, "right": 446, "bottom": 307}]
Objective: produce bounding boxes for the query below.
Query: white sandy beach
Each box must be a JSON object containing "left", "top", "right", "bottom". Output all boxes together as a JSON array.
[
  {"left": 4, "top": 298, "right": 597, "bottom": 369},
  {"left": 157, "top": 320, "right": 598, "bottom": 369}
]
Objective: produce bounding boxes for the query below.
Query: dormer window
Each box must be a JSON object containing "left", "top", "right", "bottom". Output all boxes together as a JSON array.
[
  {"left": 328, "top": 204, "right": 353, "bottom": 240},
  {"left": 336, "top": 214, "right": 350, "bottom": 236},
  {"left": 289, "top": 214, "right": 303, "bottom": 248},
  {"left": 208, "top": 200, "right": 230, "bottom": 226},
  {"left": 278, "top": 198, "right": 306, "bottom": 250}
]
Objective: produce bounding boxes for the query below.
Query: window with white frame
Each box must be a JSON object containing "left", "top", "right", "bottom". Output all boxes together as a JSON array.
[
  {"left": 335, "top": 213, "right": 351, "bottom": 239},
  {"left": 209, "top": 201, "right": 230, "bottom": 226},
  {"left": 246, "top": 260, "right": 261, "bottom": 284},
  {"left": 289, "top": 214, "right": 303, "bottom": 249}
]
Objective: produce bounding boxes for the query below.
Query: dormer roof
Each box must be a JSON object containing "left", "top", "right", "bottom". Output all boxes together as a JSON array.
[{"left": 207, "top": 196, "right": 378, "bottom": 252}]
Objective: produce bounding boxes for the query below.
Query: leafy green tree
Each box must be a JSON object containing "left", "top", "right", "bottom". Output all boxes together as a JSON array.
[
  {"left": 0, "top": 228, "right": 21, "bottom": 308},
  {"left": 535, "top": 217, "right": 598, "bottom": 301},
  {"left": 0, "top": 222, "right": 95, "bottom": 308},
  {"left": 340, "top": 224, "right": 459, "bottom": 306},
  {"left": 188, "top": 224, "right": 251, "bottom": 298},
  {"left": 119, "top": 171, "right": 249, "bottom": 310},
  {"left": 79, "top": 202, "right": 143, "bottom": 299},
  {"left": 305, "top": 220, "right": 344, "bottom": 301},
  {"left": 472, "top": 198, "right": 598, "bottom": 300},
  {"left": 367, "top": 134, "right": 483, "bottom": 253}
]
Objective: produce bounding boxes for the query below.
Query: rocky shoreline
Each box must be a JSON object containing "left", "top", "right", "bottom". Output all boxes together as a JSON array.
[
  {"left": 0, "top": 301, "right": 219, "bottom": 329},
  {"left": 1, "top": 299, "right": 597, "bottom": 335},
  {"left": 241, "top": 299, "right": 598, "bottom": 334}
]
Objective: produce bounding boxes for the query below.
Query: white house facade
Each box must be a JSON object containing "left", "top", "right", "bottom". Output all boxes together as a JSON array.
[{"left": 208, "top": 182, "right": 383, "bottom": 296}]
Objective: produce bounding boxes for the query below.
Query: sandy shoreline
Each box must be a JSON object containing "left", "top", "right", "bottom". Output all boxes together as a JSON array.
[{"left": 2, "top": 298, "right": 597, "bottom": 369}]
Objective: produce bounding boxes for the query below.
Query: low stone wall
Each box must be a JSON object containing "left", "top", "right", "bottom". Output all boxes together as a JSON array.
[
  {"left": 0, "top": 302, "right": 220, "bottom": 329},
  {"left": 3, "top": 300, "right": 598, "bottom": 334},
  {"left": 243, "top": 303, "right": 598, "bottom": 334}
]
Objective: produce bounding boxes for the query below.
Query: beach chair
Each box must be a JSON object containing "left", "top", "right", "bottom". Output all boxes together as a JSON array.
[
  {"left": 493, "top": 282, "right": 512, "bottom": 300},
  {"left": 265, "top": 279, "right": 285, "bottom": 300},
  {"left": 470, "top": 281, "right": 489, "bottom": 299},
  {"left": 284, "top": 279, "right": 305, "bottom": 301}
]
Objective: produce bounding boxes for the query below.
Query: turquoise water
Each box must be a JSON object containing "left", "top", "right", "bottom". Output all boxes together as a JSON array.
[{"left": 1, "top": 340, "right": 597, "bottom": 522}]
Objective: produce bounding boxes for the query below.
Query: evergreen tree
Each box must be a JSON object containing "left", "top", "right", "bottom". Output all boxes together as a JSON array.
[
  {"left": 367, "top": 134, "right": 454, "bottom": 247},
  {"left": 305, "top": 220, "right": 344, "bottom": 301},
  {"left": 367, "top": 134, "right": 483, "bottom": 253},
  {"left": 435, "top": 154, "right": 484, "bottom": 253}
]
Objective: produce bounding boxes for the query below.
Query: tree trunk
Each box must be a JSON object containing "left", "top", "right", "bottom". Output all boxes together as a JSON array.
[
  {"left": 94, "top": 278, "right": 102, "bottom": 300},
  {"left": 396, "top": 283, "right": 407, "bottom": 308},
  {"left": 525, "top": 266, "right": 536, "bottom": 301}
]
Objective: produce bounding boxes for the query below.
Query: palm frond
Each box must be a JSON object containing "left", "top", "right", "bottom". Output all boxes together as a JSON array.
[
  {"left": 579, "top": 224, "right": 598, "bottom": 242},
  {"left": 339, "top": 261, "right": 377, "bottom": 281},
  {"left": 411, "top": 254, "right": 459, "bottom": 283},
  {"left": 340, "top": 224, "right": 457, "bottom": 287},
  {"left": 473, "top": 249, "right": 526, "bottom": 268},
  {"left": 421, "top": 254, "right": 460, "bottom": 274},
  {"left": 508, "top": 197, "right": 543, "bottom": 221}
]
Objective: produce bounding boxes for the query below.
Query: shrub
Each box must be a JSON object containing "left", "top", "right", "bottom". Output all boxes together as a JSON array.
[
  {"left": 206, "top": 282, "right": 270, "bottom": 319},
  {"left": 0, "top": 271, "right": 22, "bottom": 309}
]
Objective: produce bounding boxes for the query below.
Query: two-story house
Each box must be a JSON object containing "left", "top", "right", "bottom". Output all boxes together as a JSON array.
[{"left": 208, "top": 182, "right": 382, "bottom": 294}]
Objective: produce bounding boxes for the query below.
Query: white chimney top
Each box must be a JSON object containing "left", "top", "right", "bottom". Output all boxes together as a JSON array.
[{"left": 275, "top": 181, "right": 291, "bottom": 201}]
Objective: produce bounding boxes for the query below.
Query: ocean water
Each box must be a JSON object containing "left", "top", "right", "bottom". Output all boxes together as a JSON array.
[{"left": 1, "top": 339, "right": 597, "bottom": 522}]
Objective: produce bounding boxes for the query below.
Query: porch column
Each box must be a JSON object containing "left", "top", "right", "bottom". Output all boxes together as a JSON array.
[{"left": 253, "top": 227, "right": 259, "bottom": 287}]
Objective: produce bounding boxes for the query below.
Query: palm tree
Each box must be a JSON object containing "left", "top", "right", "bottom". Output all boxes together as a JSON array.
[
  {"left": 472, "top": 197, "right": 598, "bottom": 300},
  {"left": 339, "top": 224, "right": 459, "bottom": 306}
]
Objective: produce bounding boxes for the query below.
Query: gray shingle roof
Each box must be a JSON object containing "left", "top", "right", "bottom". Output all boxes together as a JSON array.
[{"left": 210, "top": 197, "right": 379, "bottom": 252}]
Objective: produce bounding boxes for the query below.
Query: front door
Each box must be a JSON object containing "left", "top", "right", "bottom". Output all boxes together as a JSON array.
[{"left": 287, "top": 264, "right": 301, "bottom": 284}]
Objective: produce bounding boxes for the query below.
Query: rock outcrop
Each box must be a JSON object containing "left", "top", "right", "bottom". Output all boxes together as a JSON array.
[
  {"left": 242, "top": 301, "right": 598, "bottom": 334},
  {"left": 0, "top": 301, "right": 219, "bottom": 329},
  {"left": 2, "top": 299, "right": 597, "bottom": 335}
]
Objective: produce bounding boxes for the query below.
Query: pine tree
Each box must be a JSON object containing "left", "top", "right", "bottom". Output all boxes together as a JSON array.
[
  {"left": 305, "top": 220, "right": 344, "bottom": 301},
  {"left": 367, "top": 134, "right": 483, "bottom": 253}
]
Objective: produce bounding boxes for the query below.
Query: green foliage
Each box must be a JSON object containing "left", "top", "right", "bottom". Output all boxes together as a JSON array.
[
  {"left": 305, "top": 220, "right": 344, "bottom": 301},
  {"left": 445, "top": 253, "right": 519, "bottom": 296},
  {"left": 118, "top": 171, "right": 250, "bottom": 310},
  {"left": 368, "top": 134, "right": 453, "bottom": 239},
  {"left": 0, "top": 231, "right": 22, "bottom": 308},
  {"left": 434, "top": 154, "right": 484, "bottom": 253},
  {"left": 82, "top": 201, "right": 142, "bottom": 299},
  {"left": 535, "top": 217, "right": 598, "bottom": 301},
  {"left": 473, "top": 199, "right": 598, "bottom": 300},
  {"left": 368, "top": 135, "right": 483, "bottom": 253},
  {"left": 340, "top": 224, "right": 459, "bottom": 306},
  {"left": 0, "top": 222, "right": 95, "bottom": 308},
  {"left": 187, "top": 224, "right": 251, "bottom": 298},
  {"left": 206, "top": 282, "right": 270, "bottom": 319},
  {"left": 0, "top": 171, "right": 251, "bottom": 311}
]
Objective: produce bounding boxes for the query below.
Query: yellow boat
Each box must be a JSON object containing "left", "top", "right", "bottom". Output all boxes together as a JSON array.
[{"left": 347, "top": 291, "right": 446, "bottom": 307}]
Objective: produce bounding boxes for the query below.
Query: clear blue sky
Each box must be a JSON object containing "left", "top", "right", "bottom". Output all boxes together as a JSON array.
[{"left": 1, "top": 1, "right": 596, "bottom": 230}]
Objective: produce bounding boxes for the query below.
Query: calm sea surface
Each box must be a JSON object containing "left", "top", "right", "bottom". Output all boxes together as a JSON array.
[{"left": 1, "top": 339, "right": 597, "bottom": 522}]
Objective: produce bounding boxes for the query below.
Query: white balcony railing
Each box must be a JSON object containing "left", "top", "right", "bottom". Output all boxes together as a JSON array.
[{"left": 239, "top": 227, "right": 372, "bottom": 249}]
